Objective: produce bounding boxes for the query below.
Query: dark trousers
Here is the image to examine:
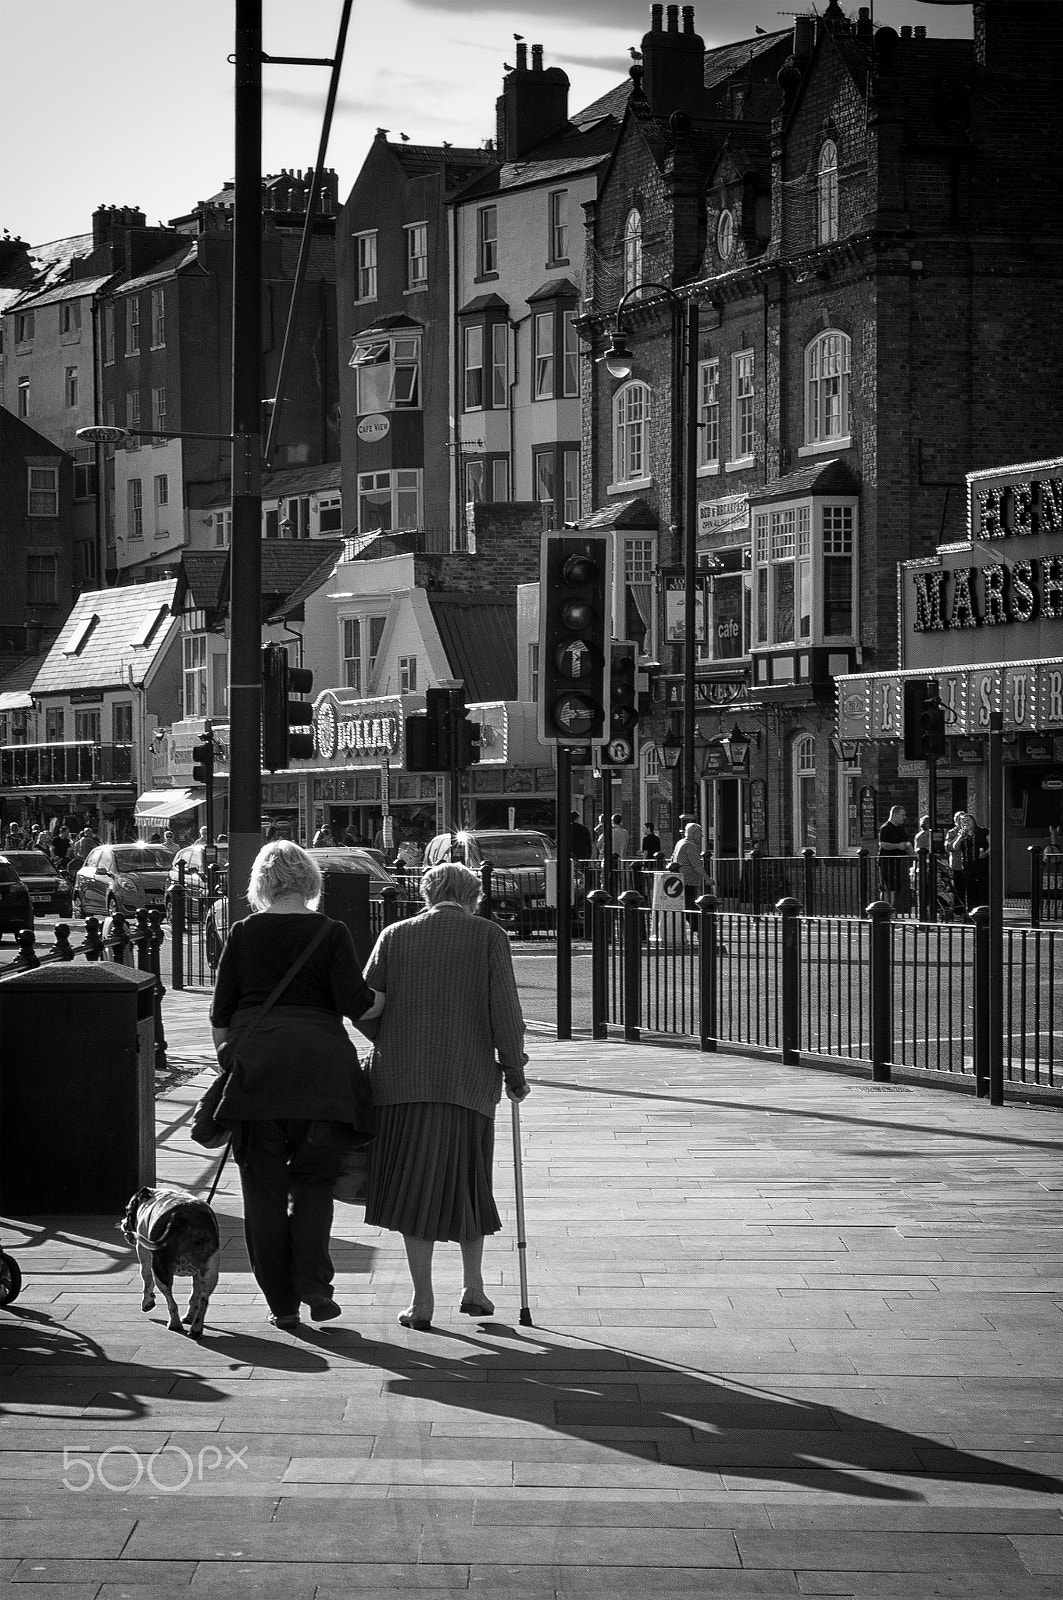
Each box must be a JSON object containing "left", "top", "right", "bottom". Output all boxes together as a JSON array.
[{"left": 235, "top": 1119, "right": 336, "bottom": 1318}]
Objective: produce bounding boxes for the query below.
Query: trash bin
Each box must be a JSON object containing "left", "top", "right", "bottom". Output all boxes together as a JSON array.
[
  {"left": 0, "top": 964, "right": 157, "bottom": 1213},
  {"left": 320, "top": 870, "right": 371, "bottom": 963}
]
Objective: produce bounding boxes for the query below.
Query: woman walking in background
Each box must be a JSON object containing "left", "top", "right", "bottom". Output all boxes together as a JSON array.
[{"left": 362, "top": 862, "right": 530, "bottom": 1330}]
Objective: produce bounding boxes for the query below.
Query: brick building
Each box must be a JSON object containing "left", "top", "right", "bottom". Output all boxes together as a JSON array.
[{"left": 580, "top": 0, "right": 1063, "bottom": 859}]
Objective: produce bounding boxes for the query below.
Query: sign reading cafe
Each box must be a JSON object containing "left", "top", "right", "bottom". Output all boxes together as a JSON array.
[{"left": 312, "top": 694, "right": 399, "bottom": 764}]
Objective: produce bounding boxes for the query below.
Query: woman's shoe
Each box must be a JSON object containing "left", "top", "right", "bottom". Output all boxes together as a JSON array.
[
  {"left": 269, "top": 1312, "right": 301, "bottom": 1329},
  {"left": 459, "top": 1295, "right": 495, "bottom": 1317},
  {"left": 398, "top": 1311, "right": 432, "bottom": 1331},
  {"left": 308, "top": 1298, "right": 342, "bottom": 1322}
]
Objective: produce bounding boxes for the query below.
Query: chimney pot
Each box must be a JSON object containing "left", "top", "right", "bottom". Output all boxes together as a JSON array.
[
  {"left": 900, "top": 25, "right": 912, "bottom": 39},
  {"left": 682, "top": 5, "right": 694, "bottom": 33},
  {"left": 651, "top": 4, "right": 663, "bottom": 33},
  {"left": 667, "top": 4, "right": 679, "bottom": 33},
  {"left": 516, "top": 40, "right": 527, "bottom": 70},
  {"left": 532, "top": 43, "right": 543, "bottom": 71},
  {"left": 914, "top": 25, "right": 926, "bottom": 38}
]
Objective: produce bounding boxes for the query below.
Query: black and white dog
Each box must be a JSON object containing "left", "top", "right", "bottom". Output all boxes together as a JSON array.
[{"left": 120, "top": 1188, "right": 220, "bottom": 1338}]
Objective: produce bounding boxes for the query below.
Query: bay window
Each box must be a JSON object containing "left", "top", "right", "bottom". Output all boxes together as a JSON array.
[
  {"left": 460, "top": 310, "right": 509, "bottom": 411},
  {"left": 752, "top": 497, "right": 857, "bottom": 648},
  {"left": 534, "top": 445, "right": 579, "bottom": 529}
]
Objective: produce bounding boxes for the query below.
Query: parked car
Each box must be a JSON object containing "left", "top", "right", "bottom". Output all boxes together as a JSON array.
[
  {"left": 165, "top": 843, "right": 229, "bottom": 922},
  {"left": 1, "top": 849, "right": 73, "bottom": 916},
  {"left": 72, "top": 843, "right": 174, "bottom": 918},
  {"left": 422, "top": 830, "right": 557, "bottom": 935},
  {"left": 0, "top": 856, "right": 34, "bottom": 942}
]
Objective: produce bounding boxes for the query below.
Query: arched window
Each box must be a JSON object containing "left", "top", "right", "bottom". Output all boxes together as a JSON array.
[
  {"left": 805, "top": 330, "right": 851, "bottom": 446},
  {"left": 817, "top": 140, "right": 839, "bottom": 245},
  {"left": 613, "top": 381, "right": 651, "bottom": 486},
  {"left": 792, "top": 734, "right": 817, "bottom": 851},
  {"left": 623, "top": 209, "right": 643, "bottom": 296}
]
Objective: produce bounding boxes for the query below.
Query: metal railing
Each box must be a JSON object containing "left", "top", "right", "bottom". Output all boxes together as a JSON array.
[
  {"left": 0, "top": 741, "right": 133, "bottom": 787},
  {"left": 1029, "top": 847, "right": 1063, "bottom": 926},
  {"left": 589, "top": 891, "right": 1061, "bottom": 1101}
]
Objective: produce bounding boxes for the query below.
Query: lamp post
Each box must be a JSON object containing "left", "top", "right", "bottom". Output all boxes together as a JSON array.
[{"left": 602, "top": 283, "right": 700, "bottom": 820}]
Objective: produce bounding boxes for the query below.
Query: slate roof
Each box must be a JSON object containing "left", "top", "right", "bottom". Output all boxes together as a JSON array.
[
  {"left": 748, "top": 458, "right": 860, "bottom": 504},
  {"left": 33, "top": 580, "right": 178, "bottom": 694},
  {"left": 119, "top": 244, "right": 198, "bottom": 294},
  {"left": 213, "top": 539, "right": 343, "bottom": 622},
  {"left": 174, "top": 552, "right": 228, "bottom": 614},
  {"left": 266, "top": 545, "right": 344, "bottom": 623},
  {"left": 0, "top": 649, "right": 54, "bottom": 697},
  {"left": 204, "top": 462, "right": 343, "bottom": 510},
  {"left": 580, "top": 496, "right": 658, "bottom": 531},
  {"left": 390, "top": 143, "right": 494, "bottom": 183},
  {"left": 703, "top": 30, "right": 790, "bottom": 89},
  {"left": 427, "top": 594, "right": 517, "bottom": 703}
]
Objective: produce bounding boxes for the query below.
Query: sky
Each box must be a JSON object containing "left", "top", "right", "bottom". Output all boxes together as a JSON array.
[{"left": 3, "top": 0, "right": 972, "bottom": 249}]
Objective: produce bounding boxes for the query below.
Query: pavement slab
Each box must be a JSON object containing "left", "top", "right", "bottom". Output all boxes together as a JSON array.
[{"left": 2, "top": 993, "right": 1062, "bottom": 1592}]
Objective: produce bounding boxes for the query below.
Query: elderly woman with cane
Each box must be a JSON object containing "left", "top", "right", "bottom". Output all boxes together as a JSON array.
[{"left": 361, "top": 861, "right": 530, "bottom": 1330}]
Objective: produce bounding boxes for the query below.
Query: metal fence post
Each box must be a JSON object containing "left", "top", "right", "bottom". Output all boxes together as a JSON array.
[
  {"left": 751, "top": 848, "right": 763, "bottom": 917},
  {"left": 171, "top": 863, "right": 185, "bottom": 991},
  {"left": 915, "top": 847, "right": 929, "bottom": 923},
  {"left": 381, "top": 885, "right": 400, "bottom": 927},
  {"left": 1028, "top": 845, "right": 1043, "bottom": 928},
  {"left": 51, "top": 924, "right": 75, "bottom": 962},
  {"left": 971, "top": 903, "right": 990, "bottom": 1097},
  {"left": 620, "top": 889, "right": 643, "bottom": 1042},
  {"left": 802, "top": 848, "right": 816, "bottom": 917},
  {"left": 134, "top": 907, "right": 151, "bottom": 973},
  {"left": 148, "top": 908, "right": 168, "bottom": 1069},
  {"left": 13, "top": 928, "right": 38, "bottom": 970},
  {"left": 868, "top": 899, "right": 893, "bottom": 1082},
  {"left": 480, "top": 861, "right": 494, "bottom": 922},
  {"left": 588, "top": 888, "right": 609, "bottom": 1040},
  {"left": 696, "top": 892, "right": 718, "bottom": 1052},
  {"left": 778, "top": 896, "right": 802, "bottom": 1064},
  {"left": 83, "top": 915, "right": 104, "bottom": 961},
  {"left": 858, "top": 848, "right": 871, "bottom": 916}
]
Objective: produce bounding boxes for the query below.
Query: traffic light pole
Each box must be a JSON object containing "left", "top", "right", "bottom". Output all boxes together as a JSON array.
[
  {"left": 228, "top": 0, "right": 264, "bottom": 921},
  {"left": 556, "top": 748, "right": 572, "bottom": 1040},
  {"left": 203, "top": 721, "right": 216, "bottom": 849},
  {"left": 926, "top": 752, "right": 938, "bottom": 923}
]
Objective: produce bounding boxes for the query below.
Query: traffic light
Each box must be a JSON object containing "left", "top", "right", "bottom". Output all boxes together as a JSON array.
[
  {"left": 538, "top": 532, "right": 612, "bottom": 744},
  {"left": 902, "top": 678, "right": 946, "bottom": 762},
  {"left": 191, "top": 732, "right": 214, "bottom": 788},
  {"left": 404, "top": 713, "right": 439, "bottom": 772},
  {"left": 262, "top": 645, "right": 315, "bottom": 771},
  {"left": 453, "top": 710, "right": 482, "bottom": 770},
  {"left": 599, "top": 641, "right": 639, "bottom": 766}
]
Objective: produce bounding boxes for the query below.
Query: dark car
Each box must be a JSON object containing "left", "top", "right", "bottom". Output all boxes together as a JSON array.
[
  {"left": 72, "top": 843, "right": 175, "bottom": 918},
  {"left": 1, "top": 849, "right": 73, "bottom": 916},
  {"left": 0, "top": 856, "right": 35, "bottom": 942},
  {"left": 306, "top": 847, "right": 403, "bottom": 900},
  {"left": 165, "top": 843, "right": 229, "bottom": 922}
]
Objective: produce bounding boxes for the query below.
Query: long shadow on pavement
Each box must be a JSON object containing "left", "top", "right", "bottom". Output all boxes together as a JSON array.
[{"left": 296, "top": 1320, "right": 1063, "bottom": 1501}]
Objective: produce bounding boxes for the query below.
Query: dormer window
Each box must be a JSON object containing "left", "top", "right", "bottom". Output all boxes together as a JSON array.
[{"left": 817, "top": 140, "right": 839, "bottom": 245}]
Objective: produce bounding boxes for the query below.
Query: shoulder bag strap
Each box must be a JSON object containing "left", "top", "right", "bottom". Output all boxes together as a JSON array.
[{"left": 239, "top": 919, "right": 332, "bottom": 1043}]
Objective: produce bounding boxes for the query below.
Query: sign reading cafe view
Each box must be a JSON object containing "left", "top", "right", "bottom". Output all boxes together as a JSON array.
[
  {"left": 914, "top": 465, "right": 1063, "bottom": 632},
  {"left": 313, "top": 695, "right": 399, "bottom": 763}
]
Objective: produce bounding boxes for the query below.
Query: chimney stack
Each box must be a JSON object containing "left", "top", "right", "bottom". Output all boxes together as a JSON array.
[
  {"left": 495, "top": 43, "right": 570, "bottom": 161},
  {"left": 640, "top": 2, "right": 706, "bottom": 119}
]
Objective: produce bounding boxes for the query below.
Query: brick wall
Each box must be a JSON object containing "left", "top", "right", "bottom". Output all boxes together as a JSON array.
[{"left": 416, "top": 502, "right": 542, "bottom": 595}]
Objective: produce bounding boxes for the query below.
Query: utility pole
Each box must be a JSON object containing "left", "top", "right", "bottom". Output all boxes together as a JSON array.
[{"left": 228, "top": 0, "right": 264, "bottom": 918}]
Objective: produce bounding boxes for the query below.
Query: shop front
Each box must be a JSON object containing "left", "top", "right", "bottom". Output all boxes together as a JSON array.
[{"left": 837, "top": 456, "right": 1063, "bottom": 894}]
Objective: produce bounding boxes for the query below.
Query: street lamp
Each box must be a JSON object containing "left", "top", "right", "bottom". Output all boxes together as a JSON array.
[
  {"left": 659, "top": 727, "right": 683, "bottom": 771},
  {"left": 720, "top": 720, "right": 759, "bottom": 770},
  {"left": 830, "top": 733, "right": 861, "bottom": 763},
  {"left": 601, "top": 282, "right": 700, "bottom": 821}
]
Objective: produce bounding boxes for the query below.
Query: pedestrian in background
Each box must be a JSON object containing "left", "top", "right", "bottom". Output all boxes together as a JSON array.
[
  {"left": 569, "top": 812, "right": 593, "bottom": 862},
  {"left": 668, "top": 820, "right": 707, "bottom": 910},
  {"left": 361, "top": 862, "right": 530, "bottom": 1331},
  {"left": 877, "top": 805, "right": 912, "bottom": 913}
]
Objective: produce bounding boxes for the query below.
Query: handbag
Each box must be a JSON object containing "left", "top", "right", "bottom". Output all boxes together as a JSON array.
[
  {"left": 190, "top": 922, "right": 331, "bottom": 1150},
  {"left": 332, "top": 1132, "right": 374, "bottom": 1205}
]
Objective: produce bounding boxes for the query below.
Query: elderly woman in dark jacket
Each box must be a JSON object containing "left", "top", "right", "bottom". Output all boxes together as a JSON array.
[
  {"left": 362, "top": 861, "right": 530, "bottom": 1330},
  {"left": 210, "top": 840, "right": 382, "bottom": 1329}
]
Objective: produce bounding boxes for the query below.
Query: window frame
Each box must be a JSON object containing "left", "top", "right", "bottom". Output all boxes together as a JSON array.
[
  {"left": 404, "top": 221, "right": 428, "bottom": 291},
  {"left": 751, "top": 497, "right": 857, "bottom": 649},
  {"left": 59, "top": 301, "right": 81, "bottom": 336},
  {"left": 817, "top": 139, "right": 839, "bottom": 246},
  {"left": 102, "top": 304, "right": 115, "bottom": 365},
  {"left": 15, "top": 311, "right": 35, "bottom": 345},
  {"left": 17, "top": 375, "right": 29, "bottom": 417},
  {"left": 27, "top": 465, "right": 59, "bottom": 517},
  {"left": 547, "top": 189, "right": 568, "bottom": 264},
  {"left": 340, "top": 612, "right": 388, "bottom": 696},
  {"left": 697, "top": 357, "right": 720, "bottom": 472},
  {"left": 477, "top": 206, "right": 498, "bottom": 277},
  {"left": 126, "top": 296, "right": 140, "bottom": 354},
  {"left": 354, "top": 230, "right": 378, "bottom": 302},
  {"left": 128, "top": 478, "right": 144, "bottom": 540},
  {"left": 728, "top": 349, "right": 755, "bottom": 468},
  {"left": 182, "top": 633, "right": 208, "bottom": 718},
  {"left": 622, "top": 209, "right": 643, "bottom": 297},
  {"left": 64, "top": 365, "right": 78, "bottom": 409},
  {"left": 356, "top": 468, "right": 421, "bottom": 536},
  {"left": 802, "top": 329, "right": 851, "bottom": 452},
  {"left": 463, "top": 324, "right": 484, "bottom": 410},
  {"left": 533, "top": 443, "right": 580, "bottom": 529},
  {"left": 611, "top": 379, "right": 651, "bottom": 491},
  {"left": 150, "top": 286, "right": 166, "bottom": 348},
  {"left": 792, "top": 734, "right": 817, "bottom": 851},
  {"left": 151, "top": 385, "right": 167, "bottom": 439},
  {"left": 528, "top": 293, "right": 579, "bottom": 401},
  {"left": 459, "top": 312, "right": 508, "bottom": 412},
  {"left": 399, "top": 655, "right": 418, "bottom": 694},
  {"left": 350, "top": 331, "right": 421, "bottom": 414},
  {"left": 26, "top": 552, "right": 58, "bottom": 606},
  {"left": 126, "top": 390, "right": 141, "bottom": 449}
]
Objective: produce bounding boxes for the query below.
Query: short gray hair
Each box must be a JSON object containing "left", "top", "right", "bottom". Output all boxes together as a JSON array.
[
  {"left": 247, "top": 840, "right": 322, "bottom": 912},
  {"left": 421, "top": 861, "right": 480, "bottom": 911}
]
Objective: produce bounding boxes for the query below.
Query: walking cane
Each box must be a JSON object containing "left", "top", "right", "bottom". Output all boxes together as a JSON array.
[
  {"left": 510, "top": 1099, "right": 532, "bottom": 1326},
  {"left": 205, "top": 1139, "right": 232, "bottom": 1205}
]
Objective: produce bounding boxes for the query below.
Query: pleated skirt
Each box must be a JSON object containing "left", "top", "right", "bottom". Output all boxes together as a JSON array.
[{"left": 365, "top": 1101, "right": 501, "bottom": 1243}]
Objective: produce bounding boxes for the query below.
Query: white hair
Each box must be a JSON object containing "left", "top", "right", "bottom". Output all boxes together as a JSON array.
[
  {"left": 247, "top": 840, "right": 322, "bottom": 912},
  {"left": 420, "top": 861, "right": 481, "bottom": 911}
]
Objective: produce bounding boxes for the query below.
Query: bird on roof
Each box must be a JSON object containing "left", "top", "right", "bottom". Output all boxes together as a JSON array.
[
  {"left": 400, "top": 132, "right": 409, "bottom": 142},
  {"left": 514, "top": 33, "right": 523, "bottom": 42},
  {"left": 630, "top": 47, "right": 642, "bottom": 61},
  {"left": 504, "top": 62, "right": 515, "bottom": 71}
]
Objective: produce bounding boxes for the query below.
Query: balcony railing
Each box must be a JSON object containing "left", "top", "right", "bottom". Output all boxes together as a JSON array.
[{"left": 0, "top": 742, "right": 134, "bottom": 788}]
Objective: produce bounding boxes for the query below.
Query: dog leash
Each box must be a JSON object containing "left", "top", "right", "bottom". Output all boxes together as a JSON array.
[{"left": 199, "top": 920, "right": 332, "bottom": 1203}]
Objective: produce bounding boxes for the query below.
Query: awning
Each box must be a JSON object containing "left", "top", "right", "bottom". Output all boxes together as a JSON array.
[{"left": 134, "top": 788, "right": 208, "bottom": 827}]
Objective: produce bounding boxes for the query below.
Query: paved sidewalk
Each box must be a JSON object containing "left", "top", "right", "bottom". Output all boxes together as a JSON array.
[{"left": 2, "top": 987, "right": 1062, "bottom": 1598}]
